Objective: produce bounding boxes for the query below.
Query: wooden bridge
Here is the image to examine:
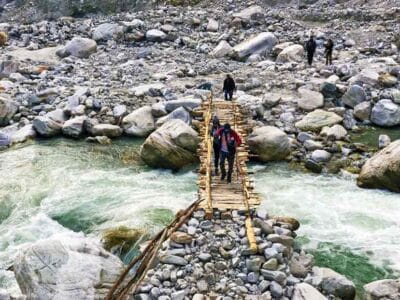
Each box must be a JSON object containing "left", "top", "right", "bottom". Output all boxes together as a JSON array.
[{"left": 106, "top": 94, "right": 261, "bottom": 300}]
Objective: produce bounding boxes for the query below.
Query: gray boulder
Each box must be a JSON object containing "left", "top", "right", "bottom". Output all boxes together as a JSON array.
[
  {"left": 13, "top": 235, "right": 123, "bottom": 300},
  {"left": 295, "top": 110, "right": 343, "bottom": 132},
  {"left": 0, "top": 132, "right": 10, "bottom": 147},
  {"left": 140, "top": 119, "right": 199, "bottom": 170},
  {"left": 311, "top": 150, "right": 331, "bottom": 163},
  {"left": 56, "top": 37, "right": 97, "bottom": 59},
  {"left": 232, "top": 5, "right": 265, "bottom": 21},
  {"left": 0, "top": 95, "right": 18, "bottom": 126},
  {"left": 0, "top": 60, "right": 19, "bottom": 79},
  {"left": 92, "top": 23, "right": 123, "bottom": 41},
  {"left": 164, "top": 98, "right": 202, "bottom": 113},
  {"left": 277, "top": 45, "right": 304, "bottom": 63},
  {"left": 156, "top": 107, "right": 191, "bottom": 127},
  {"left": 349, "top": 69, "right": 379, "bottom": 87},
  {"left": 146, "top": 29, "right": 167, "bottom": 42},
  {"left": 357, "top": 140, "right": 400, "bottom": 192},
  {"left": 206, "top": 18, "right": 219, "bottom": 32},
  {"left": 210, "top": 41, "right": 232, "bottom": 58},
  {"left": 248, "top": 126, "right": 290, "bottom": 162},
  {"left": 10, "top": 124, "right": 36, "bottom": 145},
  {"left": 290, "top": 253, "right": 314, "bottom": 278},
  {"left": 364, "top": 279, "right": 400, "bottom": 300},
  {"left": 342, "top": 85, "right": 367, "bottom": 108},
  {"left": 292, "top": 283, "right": 327, "bottom": 300},
  {"left": 353, "top": 102, "right": 371, "bottom": 121},
  {"left": 32, "top": 109, "right": 67, "bottom": 137},
  {"left": 62, "top": 116, "right": 87, "bottom": 138},
  {"left": 320, "top": 124, "right": 347, "bottom": 140},
  {"left": 297, "top": 88, "right": 324, "bottom": 111},
  {"left": 370, "top": 99, "right": 400, "bottom": 127},
  {"left": 122, "top": 106, "right": 155, "bottom": 137},
  {"left": 91, "top": 124, "right": 122, "bottom": 138},
  {"left": 232, "top": 32, "right": 277, "bottom": 59}
]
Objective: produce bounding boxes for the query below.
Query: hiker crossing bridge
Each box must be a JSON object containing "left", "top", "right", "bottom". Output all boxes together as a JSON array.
[{"left": 106, "top": 94, "right": 261, "bottom": 300}]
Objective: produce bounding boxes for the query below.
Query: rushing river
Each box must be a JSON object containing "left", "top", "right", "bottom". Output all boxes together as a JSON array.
[{"left": 0, "top": 139, "right": 399, "bottom": 295}]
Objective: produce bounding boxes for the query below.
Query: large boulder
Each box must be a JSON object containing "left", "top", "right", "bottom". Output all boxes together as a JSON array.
[
  {"left": 306, "top": 267, "right": 355, "bottom": 300},
  {"left": 363, "top": 279, "right": 400, "bottom": 300},
  {"left": 342, "top": 85, "right": 367, "bottom": 108},
  {"left": 56, "top": 37, "right": 97, "bottom": 59},
  {"left": 357, "top": 140, "right": 400, "bottom": 192},
  {"left": 289, "top": 252, "right": 314, "bottom": 278},
  {"left": 248, "top": 126, "right": 290, "bottom": 162},
  {"left": 164, "top": 98, "right": 202, "bottom": 113},
  {"left": 91, "top": 124, "right": 122, "bottom": 138},
  {"left": 32, "top": 109, "right": 68, "bottom": 137},
  {"left": 276, "top": 45, "right": 304, "bottom": 63},
  {"left": 140, "top": 119, "right": 199, "bottom": 170},
  {"left": 13, "top": 235, "right": 124, "bottom": 300},
  {"left": 297, "top": 88, "right": 324, "bottom": 111},
  {"left": 295, "top": 110, "right": 343, "bottom": 132},
  {"left": 353, "top": 102, "right": 371, "bottom": 121},
  {"left": 156, "top": 107, "right": 191, "bottom": 127},
  {"left": 232, "top": 32, "right": 277, "bottom": 59},
  {"left": 349, "top": 69, "right": 379, "bottom": 87},
  {"left": 10, "top": 124, "right": 36, "bottom": 145},
  {"left": 292, "top": 283, "right": 327, "bottom": 300},
  {"left": 62, "top": 116, "right": 87, "bottom": 138},
  {"left": 92, "top": 23, "right": 123, "bottom": 41},
  {"left": 370, "top": 99, "right": 400, "bottom": 127},
  {"left": 0, "top": 95, "right": 18, "bottom": 126},
  {"left": 122, "top": 106, "right": 155, "bottom": 137},
  {"left": 210, "top": 41, "right": 232, "bottom": 58}
]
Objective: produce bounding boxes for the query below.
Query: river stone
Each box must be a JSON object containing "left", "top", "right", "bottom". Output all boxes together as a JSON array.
[
  {"left": 248, "top": 126, "right": 290, "bottom": 162},
  {"left": 260, "top": 270, "right": 286, "bottom": 285},
  {"left": 156, "top": 107, "right": 191, "bottom": 127},
  {"left": 206, "top": 18, "right": 218, "bottom": 32},
  {"left": 276, "top": 44, "right": 304, "bottom": 63},
  {"left": 232, "top": 32, "right": 277, "bottom": 59},
  {"left": 342, "top": 85, "right": 367, "bottom": 108},
  {"left": 267, "top": 234, "right": 294, "bottom": 247},
  {"left": 246, "top": 257, "right": 264, "bottom": 272},
  {"left": 197, "top": 280, "right": 208, "bottom": 293},
  {"left": 210, "top": 40, "right": 232, "bottom": 58},
  {"left": 310, "top": 150, "right": 331, "bottom": 163},
  {"left": 349, "top": 69, "right": 379, "bottom": 87},
  {"left": 160, "top": 255, "right": 188, "bottom": 266},
  {"left": 122, "top": 106, "right": 155, "bottom": 137},
  {"left": 56, "top": 37, "right": 97, "bottom": 59},
  {"left": 289, "top": 252, "right": 314, "bottom": 278},
  {"left": 92, "top": 23, "right": 123, "bottom": 41},
  {"left": 253, "top": 218, "right": 274, "bottom": 235},
  {"left": 262, "top": 258, "right": 278, "bottom": 271},
  {"left": 113, "top": 105, "right": 127, "bottom": 119},
  {"left": 0, "top": 95, "right": 18, "bottom": 126},
  {"left": 151, "top": 102, "right": 168, "bottom": 117},
  {"left": 10, "top": 124, "right": 36, "bottom": 144},
  {"left": 370, "top": 99, "right": 400, "bottom": 127},
  {"left": 305, "top": 159, "right": 322, "bottom": 173},
  {"left": 164, "top": 98, "right": 202, "bottom": 113},
  {"left": 353, "top": 102, "right": 371, "bottom": 121},
  {"left": 379, "top": 73, "right": 398, "bottom": 87},
  {"left": 62, "top": 116, "right": 86, "bottom": 138},
  {"left": 292, "top": 283, "right": 327, "bottom": 300},
  {"left": 91, "top": 124, "right": 122, "bottom": 138},
  {"left": 232, "top": 5, "right": 264, "bottom": 21},
  {"left": 170, "top": 232, "right": 192, "bottom": 244},
  {"left": 297, "top": 88, "right": 324, "bottom": 111},
  {"left": 295, "top": 110, "right": 343, "bottom": 132},
  {"left": 140, "top": 119, "right": 199, "bottom": 169},
  {"left": 378, "top": 134, "right": 391, "bottom": 149},
  {"left": 13, "top": 235, "right": 124, "bottom": 300},
  {"left": 146, "top": 29, "right": 166, "bottom": 42},
  {"left": 320, "top": 124, "right": 347, "bottom": 140},
  {"left": 357, "top": 140, "right": 400, "bottom": 192},
  {"left": 262, "top": 93, "right": 281, "bottom": 108},
  {"left": 270, "top": 281, "right": 283, "bottom": 298},
  {"left": 364, "top": 279, "right": 400, "bottom": 300},
  {"left": 0, "top": 132, "right": 9, "bottom": 147},
  {"left": 33, "top": 109, "right": 67, "bottom": 137}
]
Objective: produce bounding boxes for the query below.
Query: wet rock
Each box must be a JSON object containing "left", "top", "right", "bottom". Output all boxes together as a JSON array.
[
  {"left": 13, "top": 235, "right": 123, "bottom": 300},
  {"left": 342, "top": 85, "right": 367, "bottom": 108},
  {"left": 56, "top": 37, "right": 97, "bottom": 59},
  {"left": 91, "top": 124, "right": 122, "bottom": 138},
  {"left": 370, "top": 99, "right": 400, "bottom": 127},
  {"left": 277, "top": 45, "right": 304, "bottom": 63},
  {"left": 305, "top": 159, "right": 322, "bottom": 173},
  {"left": 122, "top": 106, "right": 155, "bottom": 137},
  {"left": 292, "top": 283, "right": 326, "bottom": 300},
  {"left": 311, "top": 150, "right": 331, "bottom": 163},
  {"left": 297, "top": 88, "right": 324, "bottom": 111},
  {"left": 248, "top": 126, "right": 290, "bottom": 162},
  {"left": 357, "top": 140, "right": 400, "bottom": 192},
  {"left": 140, "top": 119, "right": 199, "bottom": 169},
  {"left": 295, "top": 110, "right": 343, "bottom": 132},
  {"left": 232, "top": 32, "right": 277, "bottom": 59},
  {"left": 0, "top": 95, "right": 18, "bottom": 126},
  {"left": 62, "top": 116, "right": 86, "bottom": 138},
  {"left": 363, "top": 279, "right": 400, "bottom": 300}
]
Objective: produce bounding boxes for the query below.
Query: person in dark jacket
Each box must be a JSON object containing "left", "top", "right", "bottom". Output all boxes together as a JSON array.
[
  {"left": 211, "top": 116, "right": 222, "bottom": 175},
  {"left": 305, "top": 35, "right": 317, "bottom": 66},
  {"left": 223, "top": 74, "right": 236, "bottom": 101},
  {"left": 216, "top": 123, "right": 242, "bottom": 183},
  {"left": 324, "top": 38, "right": 334, "bottom": 65}
]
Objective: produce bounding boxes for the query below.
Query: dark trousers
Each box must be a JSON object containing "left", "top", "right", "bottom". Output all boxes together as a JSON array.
[
  {"left": 307, "top": 52, "right": 314, "bottom": 66},
  {"left": 213, "top": 143, "right": 220, "bottom": 172},
  {"left": 224, "top": 90, "right": 233, "bottom": 101},
  {"left": 325, "top": 51, "right": 332, "bottom": 65},
  {"left": 220, "top": 151, "right": 235, "bottom": 181}
]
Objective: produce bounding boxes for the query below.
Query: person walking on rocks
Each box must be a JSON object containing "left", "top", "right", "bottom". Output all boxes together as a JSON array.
[
  {"left": 216, "top": 123, "right": 242, "bottom": 183},
  {"left": 223, "top": 74, "right": 236, "bottom": 101},
  {"left": 211, "top": 116, "right": 222, "bottom": 176},
  {"left": 305, "top": 35, "right": 317, "bottom": 66},
  {"left": 324, "top": 38, "right": 334, "bottom": 65}
]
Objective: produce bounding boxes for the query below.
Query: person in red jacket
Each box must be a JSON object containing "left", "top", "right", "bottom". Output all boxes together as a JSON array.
[{"left": 216, "top": 123, "right": 242, "bottom": 183}]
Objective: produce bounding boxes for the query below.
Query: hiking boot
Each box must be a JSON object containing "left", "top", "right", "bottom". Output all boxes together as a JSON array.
[
  {"left": 215, "top": 168, "right": 219, "bottom": 176},
  {"left": 227, "top": 175, "right": 232, "bottom": 183},
  {"left": 221, "top": 174, "right": 225, "bottom": 181}
]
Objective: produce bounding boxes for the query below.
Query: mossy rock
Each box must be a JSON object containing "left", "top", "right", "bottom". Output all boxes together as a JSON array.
[{"left": 102, "top": 226, "right": 146, "bottom": 254}]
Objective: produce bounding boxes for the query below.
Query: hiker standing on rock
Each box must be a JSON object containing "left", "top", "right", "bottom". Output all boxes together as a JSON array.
[
  {"left": 324, "top": 38, "right": 334, "bottom": 65},
  {"left": 211, "top": 116, "right": 222, "bottom": 176},
  {"left": 216, "top": 123, "right": 242, "bottom": 183},
  {"left": 305, "top": 35, "right": 317, "bottom": 66},
  {"left": 223, "top": 74, "right": 236, "bottom": 101}
]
